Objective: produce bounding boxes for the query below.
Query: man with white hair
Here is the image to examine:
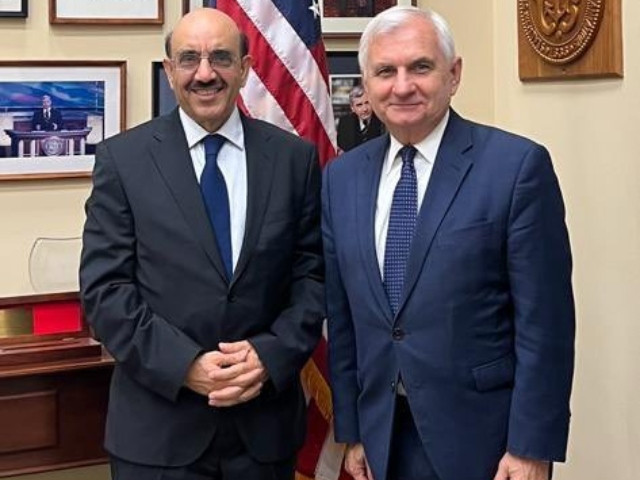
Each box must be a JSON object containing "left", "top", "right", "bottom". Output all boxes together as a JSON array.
[{"left": 324, "top": 6, "right": 574, "bottom": 480}]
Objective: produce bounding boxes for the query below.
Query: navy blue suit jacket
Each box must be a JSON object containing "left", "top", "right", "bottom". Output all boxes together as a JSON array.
[{"left": 323, "top": 110, "right": 575, "bottom": 480}]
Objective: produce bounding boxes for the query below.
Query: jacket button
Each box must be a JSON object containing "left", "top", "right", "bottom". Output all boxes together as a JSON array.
[
  {"left": 227, "top": 293, "right": 236, "bottom": 303},
  {"left": 392, "top": 328, "right": 404, "bottom": 341},
  {"left": 390, "top": 381, "right": 396, "bottom": 392}
]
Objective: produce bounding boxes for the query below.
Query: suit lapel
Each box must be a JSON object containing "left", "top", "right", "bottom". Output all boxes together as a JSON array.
[
  {"left": 357, "top": 135, "right": 394, "bottom": 323},
  {"left": 149, "top": 110, "right": 228, "bottom": 283},
  {"left": 396, "top": 111, "right": 474, "bottom": 317},
  {"left": 230, "top": 116, "right": 275, "bottom": 288}
]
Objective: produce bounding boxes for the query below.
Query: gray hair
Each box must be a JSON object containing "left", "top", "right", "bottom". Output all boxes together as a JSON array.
[
  {"left": 358, "top": 6, "right": 456, "bottom": 75},
  {"left": 348, "top": 85, "right": 366, "bottom": 104}
]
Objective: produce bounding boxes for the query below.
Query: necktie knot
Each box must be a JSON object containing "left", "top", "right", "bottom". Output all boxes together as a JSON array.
[
  {"left": 399, "top": 145, "right": 417, "bottom": 166},
  {"left": 204, "top": 134, "right": 226, "bottom": 161}
]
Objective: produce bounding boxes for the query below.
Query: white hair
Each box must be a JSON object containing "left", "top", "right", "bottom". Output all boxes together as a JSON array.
[{"left": 358, "top": 6, "right": 456, "bottom": 75}]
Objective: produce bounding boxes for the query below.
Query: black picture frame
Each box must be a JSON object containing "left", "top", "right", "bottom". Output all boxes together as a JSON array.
[
  {"left": 182, "top": 0, "right": 214, "bottom": 15},
  {"left": 327, "top": 51, "right": 360, "bottom": 125},
  {"left": 151, "top": 61, "right": 176, "bottom": 117},
  {"left": 327, "top": 51, "right": 360, "bottom": 76},
  {"left": 0, "top": 0, "right": 28, "bottom": 18}
]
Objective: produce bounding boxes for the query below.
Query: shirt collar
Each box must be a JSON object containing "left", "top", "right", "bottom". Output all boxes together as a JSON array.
[
  {"left": 178, "top": 107, "right": 245, "bottom": 151},
  {"left": 385, "top": 109, "right": 450, "bottom": 174}
]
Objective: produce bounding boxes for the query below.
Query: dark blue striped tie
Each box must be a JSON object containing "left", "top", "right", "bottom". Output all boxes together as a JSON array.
[
  {"left": 383, "top": 145, "right": 418, "bottom": 315},
  {"left": 201, "top": 134, "right": 232, "bottom": 280}
]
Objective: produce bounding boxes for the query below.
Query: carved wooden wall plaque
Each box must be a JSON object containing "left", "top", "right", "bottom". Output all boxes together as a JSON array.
[{"left": 518, "top": 0, "right": 623, "bottom": 81}]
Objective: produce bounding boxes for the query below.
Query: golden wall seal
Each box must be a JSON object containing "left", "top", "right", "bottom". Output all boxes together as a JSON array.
[{"left": 518, "top": 0, "right": 605, "bottom": 64}]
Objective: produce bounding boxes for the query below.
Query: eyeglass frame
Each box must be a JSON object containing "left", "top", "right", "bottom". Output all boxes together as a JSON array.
[{"left": 170, "top": 49, "right": 245, "bottom": 73}]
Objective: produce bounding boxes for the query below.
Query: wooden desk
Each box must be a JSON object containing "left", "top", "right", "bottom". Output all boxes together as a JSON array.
[
  {"left": 4, "top": 129, "right": 92, "bottom": 157},
  {"left": 0, "top": 294, "right": 112, "bottom": 477}
]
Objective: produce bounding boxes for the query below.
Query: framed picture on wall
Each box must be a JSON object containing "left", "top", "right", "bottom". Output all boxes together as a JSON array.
[
  {"left": 0, "top": 61, "right": 126, "bottom": 181},
  {"left": 182, "top": 1, "right": 417, "bottom": 37},
  {"left": 0, "top": 0, "right": 28, "bottom": 18},
  {"left": 49, "top": 0, "right": 164, "bottom": 25},
  {"left": 322, "top": 0, "right": 416, "bottom": 37},
  {"left": 182, "top": 0, "right": 212, "bottom": 14},
  {"left": 327, "top": 51, "right": 361, "bottom": 127},
  {"left": 152, "top": 61, "right": 176, "bottom": 117},
  {"left": 182, "top": 0, "right": 200, "bottom": 15}
]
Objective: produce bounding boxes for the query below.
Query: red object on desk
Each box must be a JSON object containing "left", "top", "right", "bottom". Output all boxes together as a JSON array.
[{"left": 32, "top": 301, "right": 82, "bottom": 334}]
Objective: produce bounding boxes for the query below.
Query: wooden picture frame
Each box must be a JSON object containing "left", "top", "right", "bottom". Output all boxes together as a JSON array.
[
  {"left": 0, "top": 60, "right": 126, "bottom": 181},
  {"left": 50, "top": 0, "right": 163, "bottom": 25},
  {"left": 0, "top": 0, "right": 27, "bottom": 18}
]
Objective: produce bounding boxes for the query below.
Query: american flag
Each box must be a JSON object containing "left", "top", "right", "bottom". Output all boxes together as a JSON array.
[
  {"left": 202, "top": 1, "right": 343, "bottom": 479},
  {"left": 209, "top": 0, "right": 337, "bottom": 167}
]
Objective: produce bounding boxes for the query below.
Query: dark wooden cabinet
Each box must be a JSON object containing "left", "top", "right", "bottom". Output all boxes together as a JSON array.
[{"left": 0, "top": 294, "right": 113, "bottom": 477}]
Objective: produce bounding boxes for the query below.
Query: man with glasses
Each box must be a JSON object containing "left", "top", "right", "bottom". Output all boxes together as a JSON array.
[{"left": 80, "top": 8, "right": 324, "bottom": 480}]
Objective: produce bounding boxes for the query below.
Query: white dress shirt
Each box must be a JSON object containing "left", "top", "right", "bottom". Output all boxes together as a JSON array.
[
  {"left": 179, "top": 107, "right": 247, "bottom": 273},
  {"left": 375, "top": 110, "right": 449, "bottom": 278}
]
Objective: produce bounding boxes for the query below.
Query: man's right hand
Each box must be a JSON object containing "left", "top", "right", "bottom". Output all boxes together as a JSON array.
[
  {"left": 184, "top": 350, "right": 249, "bottom": 396},
  {"left": 345, "top": 443, "right": 374, "bottom": 480}
]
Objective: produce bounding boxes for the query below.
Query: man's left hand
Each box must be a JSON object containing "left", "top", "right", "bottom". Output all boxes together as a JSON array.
[
  {"left": 493, "top": 452, "right": 549, "bottom": 480},
  {"left": 207, "top": 340, "right": 268, "bottom": 407}
]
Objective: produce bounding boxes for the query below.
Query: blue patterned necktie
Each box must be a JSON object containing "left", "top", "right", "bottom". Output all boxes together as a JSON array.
[
  {"left": 201, "top": 134, "right": 232, "bottom": 280},
  {"left": 383, "top": 145, "right": 418, "bottom": 315}
]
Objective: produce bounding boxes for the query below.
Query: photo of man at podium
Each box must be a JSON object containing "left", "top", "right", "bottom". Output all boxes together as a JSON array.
[
  {"left": 0, "top": 82, "right": 105, "bottom": 158},
  {"left": 31, "top": 95, "right": 63, "bottom": 131}
]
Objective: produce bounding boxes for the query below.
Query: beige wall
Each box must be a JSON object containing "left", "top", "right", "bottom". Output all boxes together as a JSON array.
[
  {"left": 493, "top": 2, "right": 640, "bottom": 480},
  {"left": 0, "top": 2, "right": 177, "bottom": 297},
  {"left": 2, "top": 1, "right": 638, "bottom": 480}
]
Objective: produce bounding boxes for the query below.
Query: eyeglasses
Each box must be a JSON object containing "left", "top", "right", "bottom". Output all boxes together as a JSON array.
[{"left": 173, "top": 50, "right": 238, "bottom": 72}]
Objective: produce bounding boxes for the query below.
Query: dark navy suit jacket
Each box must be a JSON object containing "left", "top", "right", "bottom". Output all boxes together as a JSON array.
[
  {"left": 32, "top": 107, "right": 63, "bottom": 131},
  {"left": 323, "top": 110, "right": 575, "bottom": 480},
  {"left": 80, "top": 109, "right": 324, "bottom": 466}
]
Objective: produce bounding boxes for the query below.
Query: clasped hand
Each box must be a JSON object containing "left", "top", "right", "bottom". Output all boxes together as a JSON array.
[{"left": 185, "top": 340, "right": 267, "bottom": 407}]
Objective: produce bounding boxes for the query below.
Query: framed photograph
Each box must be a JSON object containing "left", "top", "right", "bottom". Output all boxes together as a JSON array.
[
  {"left": 0, "top": 0, "right": 27, "bottom": 18},
  {"left": 322, "top": 0, "right": 416, "bottom": 37},
  {"left": 183, "top": 0, "right": 231, "bottom": 15},
  {"left": 182, "top": 0, "right": 198, "bottom": 15},
  {"left": 50, "top": 0, "right": 163, "bottom": 25},
  {"left": 328, "top": 51, "right": 361, "bottom": 127},
  {"left": 152, "top": 61, "right": 176, "bottom": 117},
  {"left": 0, "top": 61, "right": 126, "bottom": 181},
  {"left": 183, "top": 1, "right": 416, "bottom": 37}
]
